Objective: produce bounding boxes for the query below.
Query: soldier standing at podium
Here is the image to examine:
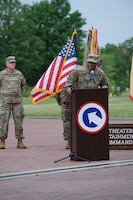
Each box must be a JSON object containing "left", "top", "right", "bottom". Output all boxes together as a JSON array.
[
  {"left": 66, "top": 54, "right": 109, "bottom": 94},
  {"left": 64, "top": 53, "right": 109, "bottom": 151}
]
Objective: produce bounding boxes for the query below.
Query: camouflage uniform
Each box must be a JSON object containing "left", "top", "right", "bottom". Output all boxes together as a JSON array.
[
  {"left": 66, "top": 65, "right": 109, "bottom": 89},
  {"left": 0, "top": 69, "right": 26, "bottom": 140},
  {"left": 55, "top": 88, "right": 71, "bottom": 141}
]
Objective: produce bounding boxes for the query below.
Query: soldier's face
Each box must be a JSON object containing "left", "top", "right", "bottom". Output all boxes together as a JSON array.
[
  {"left": 87, "top": 61, "right": 97, "bottom": 71},
  {"left": 6, "top": 62, "right": 16, "bottom": 72}
]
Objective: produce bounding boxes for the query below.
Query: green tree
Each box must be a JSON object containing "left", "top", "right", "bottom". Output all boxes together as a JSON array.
[
  {"left": 101, "top": 44, "right": 117, "bottom": 95},
  {"left": 119, "top": 37, "right": 133, "bottom": 55},
  {"left": 101, "top": 40, "right": 132, "bottom": 95},
  {"left": 0, "top": 0, "right": 22, "bottom": 67},
  {"left": 0, "top": 0, "right": 86, "bottom": 86}
]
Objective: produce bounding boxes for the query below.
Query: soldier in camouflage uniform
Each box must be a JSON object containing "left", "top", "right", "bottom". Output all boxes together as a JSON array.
[
  {"left": 66, "top": 54, "right": 109, "bottom": 148},
  {"left": 0, "top": 56, "right": 26, "bottom": 149},
  {"left": 55, "top": 88, "right": 71, "bottom": 149},
  {"left": 66, "top": 54, "right": 109, "bottom": 93}
]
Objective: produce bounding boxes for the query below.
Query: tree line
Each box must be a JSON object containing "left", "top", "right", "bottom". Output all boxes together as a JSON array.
[{"left": 0, "top": 0, "right": 133, "bottom": 95}]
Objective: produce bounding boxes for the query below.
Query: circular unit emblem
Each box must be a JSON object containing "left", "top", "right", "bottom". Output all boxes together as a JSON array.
[{"left": 76, "top": 101, "right": 107, "bottom": 134}]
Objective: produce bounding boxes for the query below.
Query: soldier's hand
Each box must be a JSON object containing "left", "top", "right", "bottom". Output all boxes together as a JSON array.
[
  {"left": 67, "top": 87, "right": 72, "bottom": 95},
  {"left": 58, "top": 102, "right": 62, "bottom": 106}
]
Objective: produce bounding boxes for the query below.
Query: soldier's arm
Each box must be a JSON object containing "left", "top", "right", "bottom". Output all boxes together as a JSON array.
[
  {"left": 0, "top": 72, "right": 3, "bottom": 85},
  {"left": 54, "top": 93, "right": 62, "bottom": 106},
  {"left": 21, "top": 75, "right": 26, "bottom": 88},
  {"left": 100, "top": 73, "right": 109, "bottom": 88},
  {"left": 66, "top": 70, "right": 79, "bottom": 94}
]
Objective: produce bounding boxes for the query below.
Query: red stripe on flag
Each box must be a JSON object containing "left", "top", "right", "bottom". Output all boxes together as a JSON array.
[
  {"left": 51, "top": 57, "right": 64, "bottom": 92},
  {"left": 39, "top": 73, "right": 46, "bottom": 89},
  {"left": 46, "top": 57, "right": 58, "bottom": 91}
]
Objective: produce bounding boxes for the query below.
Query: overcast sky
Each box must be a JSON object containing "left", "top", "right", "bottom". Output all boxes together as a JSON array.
[{"left": 20, "top": 0, "right": 133, "bottom": 47}]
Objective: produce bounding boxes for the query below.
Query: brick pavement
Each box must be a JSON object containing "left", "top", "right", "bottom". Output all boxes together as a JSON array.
[{"left": 0, "top": 118, "right": 133, "bottom": 200}]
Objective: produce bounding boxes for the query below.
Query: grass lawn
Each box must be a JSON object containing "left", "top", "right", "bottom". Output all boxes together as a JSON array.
[
  {"left": 108, "top": 92, "right": 133, "bottom": 119},
  {"left": 23, "top": 97, "right": 61, "bottom": 118},
  {"left": 23, "top": 91, "right": 133, "bottom": 119}
]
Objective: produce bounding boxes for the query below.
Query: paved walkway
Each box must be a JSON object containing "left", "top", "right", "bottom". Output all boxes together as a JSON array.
[{"left": 0, "top": 118, "right": 133, "bottom": 200}]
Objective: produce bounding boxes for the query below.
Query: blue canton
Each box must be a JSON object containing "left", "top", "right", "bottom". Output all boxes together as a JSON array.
[{"left": 58, "top": 34, "right": 77, "bottom": 60}]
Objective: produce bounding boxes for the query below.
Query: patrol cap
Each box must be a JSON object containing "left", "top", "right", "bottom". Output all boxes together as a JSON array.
[
  {"left": 6, "top": 56, "right": 16, "bottom": 63},
  {"left": 87, "top": 54, "right": 99, "bottom": 63}
]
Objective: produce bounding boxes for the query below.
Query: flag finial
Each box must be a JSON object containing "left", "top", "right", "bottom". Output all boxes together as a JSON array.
[{"left": 72, "top": 23, "right": 77, "bottom": 32}]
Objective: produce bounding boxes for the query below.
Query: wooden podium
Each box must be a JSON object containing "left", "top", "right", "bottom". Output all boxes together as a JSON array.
[{"left": 71, "top": 88, "right": 109, "bottom": 161}]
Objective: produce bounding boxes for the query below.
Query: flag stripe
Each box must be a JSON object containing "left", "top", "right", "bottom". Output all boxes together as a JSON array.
[
  {"left": 58, "top": 59, "right": 77, "bottom": 89},
  {"left": 46, "top": 57, "right": 62, "bottom": 91}
]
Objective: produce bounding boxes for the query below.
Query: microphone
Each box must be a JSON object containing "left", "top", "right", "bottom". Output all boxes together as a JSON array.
[{"left": 90, "top": 70, "right": 95, "bottom": 83}]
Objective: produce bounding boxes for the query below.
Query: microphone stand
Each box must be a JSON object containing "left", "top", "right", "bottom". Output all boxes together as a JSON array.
[{"left": 90, "top": 70, "right": 96, "bottom": 83}]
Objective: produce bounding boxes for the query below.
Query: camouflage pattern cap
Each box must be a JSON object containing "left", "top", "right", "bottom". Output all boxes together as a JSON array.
[
  {"left": 87, "top": 54, "right": 99, "bottom": 63},
  {"left": 6, "top": 56, "right": 16, "bottom": 63}
]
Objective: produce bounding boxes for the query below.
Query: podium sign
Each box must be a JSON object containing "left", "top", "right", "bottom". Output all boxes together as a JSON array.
[
  {"left": 109, "top": 123, "right": 133, "bottom": 150},
  {"left": 71, "top": 88, "right": 109, "bottom": 161}
]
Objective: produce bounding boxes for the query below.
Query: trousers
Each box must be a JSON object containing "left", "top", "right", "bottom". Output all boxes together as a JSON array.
[
  {"left": 61, "top": 102, "right": 71, "bottom": 140},
  {"left": 0, "top": 100, "right": 25, "bottom": 140}
]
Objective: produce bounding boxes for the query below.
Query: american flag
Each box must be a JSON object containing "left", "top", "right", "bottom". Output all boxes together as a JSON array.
[{"left": 30, "top": 31, "right": 77, "bottom": 104}]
